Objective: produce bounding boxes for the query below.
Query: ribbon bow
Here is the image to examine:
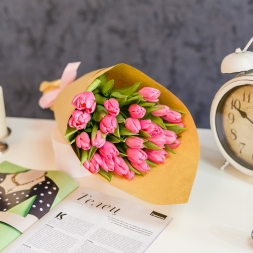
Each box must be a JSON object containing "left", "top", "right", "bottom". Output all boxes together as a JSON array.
[{"left": 39, "top": 62, "right": 81, "bottom": 110}]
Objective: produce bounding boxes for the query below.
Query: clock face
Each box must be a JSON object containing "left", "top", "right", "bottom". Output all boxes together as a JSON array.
[{"left": 216, "top": 84, "right": 253, "bottom": 170}]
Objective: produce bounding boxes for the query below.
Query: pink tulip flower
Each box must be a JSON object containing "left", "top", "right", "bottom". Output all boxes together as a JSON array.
[
  {"left": 126, "top": 148, "right": 147, "bottom": 164},
  {"left": 104, "top": 98, "right": 120, "bottom": 117},
  {"left": 100, "top": 115, "right": 117, "bottom": 134},
  {"left": 168, "top": 139, "right": 181, "bottom": 149},
  {"left": 124, "top": 170, "right": 135, "bottom": 180},
  {"left": 72, "top": 91, "right": 96, "bottom": 113},
  {"left": 163, "top": 130, "right": 177, "bottom": 145},
  {"left": 125, "top": 118, "right": 141, "bottom": 133},
  {"left": 83, "top": 153, "right": 102, "bottom": 173},
  {"left": 128, "top": 104, "right": 146, "bottom": 119},
  {"left": 125, "top": 137, "right": 145, "bottom": 149},
  {"left": 138, "top": 87, "right": 161, "bottom": 102},
  {"left": 151, "top": 105, "right": 170, "bottom": 117},
  {"left": 99, "top": 141, "right": 119, "bottom": 159},
  {"left": 113, "top": 157, "right": 129, "bottom": 176},
  {"left": 131, "top": 161, "right": 150, "bottom": 173},
  {"left": 162, "top": 110, "right": 182, "bottom": 123},
  {"left": 68, "top": 110, "right": 91, "bottom": 130},
  {"left": 140, "top": 119, "right": 152, "bottom": 130},
  {"left": 139, "top": 120, "right": 162, "bottom": 135},
  {"left": 76, "top": 132, "right": 91, "bottom": 150},
  {"left": 91, "top": 130, "right": 105, "bottom": 148},
  {"left": 146, "top": 149, "right": 168, "bottom": 164},
  {"left": 100, "top": 157, "right": 115, "bottom": 172},
  {"left": 148, "top": 133, "right": 166, "bottom": 148},
  {"left": 149, "top": 123, "right": 164, "bottom": 135}
]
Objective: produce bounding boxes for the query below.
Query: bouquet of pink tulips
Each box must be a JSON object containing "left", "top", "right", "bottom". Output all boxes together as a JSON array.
[{"left": 65, "top": 74, "right": 185, "bottom": 181}]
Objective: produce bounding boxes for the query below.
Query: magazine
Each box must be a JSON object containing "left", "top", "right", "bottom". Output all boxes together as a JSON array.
[
  {"left": 1, "top": 162, "right": 173, "bottom": 253},
  {"left": 0, "top": 161, "right": 78, "bottom": 251}
]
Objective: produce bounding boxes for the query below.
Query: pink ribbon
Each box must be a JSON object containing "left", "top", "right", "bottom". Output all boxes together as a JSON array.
[{"left": 39, "top": 62, "right": 81, "bottom": 109}]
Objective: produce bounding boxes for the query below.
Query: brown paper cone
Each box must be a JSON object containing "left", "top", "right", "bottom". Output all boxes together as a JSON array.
[{"left": 54, "top": 63, "right": 200, "bottom": 205}]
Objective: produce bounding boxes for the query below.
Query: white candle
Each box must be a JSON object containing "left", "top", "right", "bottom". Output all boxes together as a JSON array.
[{"left": 0, "top": 86, "right": 8, "bottom": 139}]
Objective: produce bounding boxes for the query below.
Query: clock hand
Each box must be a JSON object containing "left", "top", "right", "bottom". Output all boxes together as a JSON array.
[{"left": 235, "top": 107, "right": 253, "bottom": 124}]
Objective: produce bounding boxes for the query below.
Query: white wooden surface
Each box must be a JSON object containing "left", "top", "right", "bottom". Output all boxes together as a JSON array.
[{"left": 1, "top": 117, "right": 253, "bottom": 253}]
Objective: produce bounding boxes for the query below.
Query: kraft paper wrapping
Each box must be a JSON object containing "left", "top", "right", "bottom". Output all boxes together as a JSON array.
[{"left": 54, "top": 63, "right": 200, "bottom": 205}]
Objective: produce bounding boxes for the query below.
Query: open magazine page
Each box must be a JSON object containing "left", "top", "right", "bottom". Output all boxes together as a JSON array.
[
  {"left": 0, "top": 161, "right": 78, "bottom": 251},
  {"left": 4, "top": 187, "right": 173, "bottom": 253}
]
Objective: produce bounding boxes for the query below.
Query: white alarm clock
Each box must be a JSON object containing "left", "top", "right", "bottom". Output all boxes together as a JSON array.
[{"left": 210, "top": 37, "right": 253, "bottom": 176}]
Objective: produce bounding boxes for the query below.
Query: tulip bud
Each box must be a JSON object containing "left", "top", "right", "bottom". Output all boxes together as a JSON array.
[
  {"left": 167, "top": 139, "right": 181, "bottom": 149},
  {"left": 148, "top": 133, "right": 166, "bottom": 148},
  {"left": 92, "top": 130, "right": 105, "bottom": 148},
  {"left": 76, "top": 132, "right": 91, "bottom": 150},
  {"left": 100, "top": 157, "right": 115, "bottom": 172},
  {"left": 162, "top": 110, "right": 182, "bottom": 123},
  {"left": 126, "top": 148, "right": 147, "bottom": 164},
  {"left": 163, "top": 130, "right": 177, "bottom": 145},
  {"left": 151, "top": 105, "right": 170, "bottom": 117},
  {"left": 113, "top": 157, "right": 129, "bottom": 176},
  {"left": 125, "top": 137, "right": 145, "bottom": 149},
  {"left": 104, "top": 98, "right": 120, "bottom": 117},
  {"left": 125, "top": 118, "right": 141, "bottom": 133},
  {"left": 138, "top": 87, "right": 160, "bottom": 102},
  {"left": 128, "top": 104, "right": 146, "bottom": 119},
  {"left": 68, "top": 110, "right": 91, "bottom": 130},
  {"left": 100, "top": 115, "right": 117, "bottom": 134},
  {"left": 131, "top": 161, "right": 150, "bottom": 173},
  {"left": 124, "top": 170, "right": 135, "bottom": 180},
  {"left": 83, "top": 153, "right": 102, "bottom": 173},
  {"left": 146, "top": 149, "right": 168, "bottom": 164},
  {"left": 99, "top": 141, "right": 119, "bottom": 159},
  {"left": 72, "top": 91, "right": 96, "bottom": 113}
]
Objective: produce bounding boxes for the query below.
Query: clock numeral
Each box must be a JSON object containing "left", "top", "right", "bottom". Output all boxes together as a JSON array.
[
  {"left": 227, "top": 113, "right": 234, "bottom": 124},
  {"left": 230, "top": 129, "right": 237, "bottom": 140},
  {"left": 243, "top": 91, "right": 251, "bottom": 103},
  {"left": 231, "top": 99, "right": 241, "bottom": 110},
  {"left": 239, "top": 142, "right": 245, "bottom": 153}
]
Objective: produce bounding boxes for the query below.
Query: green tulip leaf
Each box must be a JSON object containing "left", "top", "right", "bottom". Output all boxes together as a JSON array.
[
  {"left": 138, "top": 102, "right": 156, "bottom": 107},
  {"left": 164, "top": 123, "right": 187, "bottom": 134},
  {"left": 80, "top": 150, "right": 88, "bottom": 164},
  {"left": 95, "top": 94, "right": 107, "bottom": 105},
  {"left": 164, "top": 144, "right": 176, "bottom": 154},
  {"left": 116, "top": 113, "right": 125, "bottom": 123},
  {"left": 88, "top": 146, "right": 98, "bottom": 161},
  {"left": 144, "top": 141, "right": 161, "bottom": 150},
  {"left": 65, "top": 125, "right": 78, "bottom": 137},
  {"left": 91, "top": 123, "right": 99, "bottom": 141},
  {"left": 119, "top": 152, "right": 128, "bottom": 157},
  {"left": 101, "top": 79, "right": 114, "bottom": 96},
  {"left": 145, "top": 160, "right": 158, "bottom": 167},
  {"left": 92, "top": 105, "right": 107, "bottom": 122},
  {"left": 111, "top": 92, "right": 128, "bottom": 103},
  {"left": 123, "top": 158, "right": 143, "bottom": 175},
  {"left": 111, "top": 81, "right": 142, "bottom": 96},
  {"left": 120, "top": 95, "right": 142, "bottom": 107},
  {"left": 71, "top": 144, "right": 81, "bottom": 160},
  {"left": 106, "top": 135, "right": 121, "bottom": 143},
  {"left": 145, "top": 105, "right": 164, "bottom": 114},
  {"left": 98, "top": 169, "right": 112, "bottom": 182},
  {"left": 119, "top": 126, "right": 138, "bottom": 136},
  {"left": 86, "top": 79, "right": 101, "bottom": 92},
  {"left": 97, "top": 73, "right": 108, "bottom": 86},
  {"left": 170, "top": 108, "right": 187, "bottom": 115},
  {"left": 143, "top": 114, "right": 166, "bottom": 129},
  {"left": 139, "top": 130, "right": 151, "bottom": 138}
]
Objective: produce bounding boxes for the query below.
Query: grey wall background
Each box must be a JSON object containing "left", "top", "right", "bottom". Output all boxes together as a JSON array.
[{"left": 1, "top": 0, "right": 253, "bottom": 128}]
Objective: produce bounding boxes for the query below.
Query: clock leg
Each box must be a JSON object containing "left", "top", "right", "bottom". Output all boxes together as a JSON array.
[{"left": 220, "top": 160, "right": 229, "bottom": 171}]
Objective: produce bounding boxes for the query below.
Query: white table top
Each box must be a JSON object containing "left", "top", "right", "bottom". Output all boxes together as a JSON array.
[{"left": 1, "top": 117, "right": 253, "bottom": 253}]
